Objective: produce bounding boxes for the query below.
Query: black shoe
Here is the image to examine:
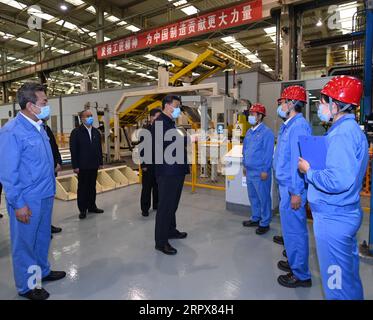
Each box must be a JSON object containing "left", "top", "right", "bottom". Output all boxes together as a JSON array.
[
  {"left": 155, "top": 243, "right": 177, "bottom": 255},
  {"left": 42, "top": 271, "right": 66, "bottom": 282},
  {"left": 88, "top": 208, "right": 104, "bottom": 214},
  {"left": 242, "top": 220, "right": 260, "bottom": 227},
  {"left": 19, "top": 288, "right": 50, "bottom": 300},
  {"left": 277, "top": 273, "right": 312, "bottom": 288},
  {"left": 283, "top": 250, "right": 287, "bottom": 258},
  {"left": 0, "top": 214, "right": 3, "bottom": 218},
  {"left": 79, "top": 211, "right": 87, "bottom": 219},
  {"left": 273, "top": 235, "right": 284, "bottom": 245},
  {"left": 153, "top": 207, "right": 158, "bottom": 211},
  {"left": 51, "top": 235, "right": 53, "bottom": 239},
  {"left": 169, "top": 231, "right": 188, "bottom": 239},
  {"left": 256, "top": 226, "right": 270, "bottom": 235},
  {"left": 278, "top": 260, "right": 291, "bottom": 273},
  {"left": 142, "top": 211, "right": 149, "bottom": 217},
  {"left": 51, "top": 225, "right": 62, "bottom": 234}
]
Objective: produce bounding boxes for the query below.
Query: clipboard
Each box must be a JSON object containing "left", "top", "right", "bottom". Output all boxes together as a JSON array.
[{"left": 298, "top": 135, "right": 327, "bottom": 170}]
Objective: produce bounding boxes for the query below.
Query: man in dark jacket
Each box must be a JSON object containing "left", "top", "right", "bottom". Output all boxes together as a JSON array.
[
  {"left": 42, "top": 120, "right": 62, "bottom": 234},
  {"left": 139, "top": 108, "right": 161, "bottom": 217},
  {"left": 152, "top": 95, "right": 190, "bottom": 255},
  {"left": 70, "top": 109, "right": 104, "bottom": 220}
]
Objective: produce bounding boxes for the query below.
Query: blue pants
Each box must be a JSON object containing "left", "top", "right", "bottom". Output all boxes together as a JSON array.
[
  {"left": 246, "top": 176, "right": 272, "bottom": 227},
  {"left": 312, "top": 208, "right": 364, "bottom": 300},
  {"left": 278, "top": 185, "right": 311, "bottom": 281},
  {"left": 7, "top": 197, "right": 54, "bottom": 294}
]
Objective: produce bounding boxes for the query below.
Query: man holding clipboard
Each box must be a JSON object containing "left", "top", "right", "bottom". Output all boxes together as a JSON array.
[{"left": 298, "top": 76, "right": 368, "bottom": 300}]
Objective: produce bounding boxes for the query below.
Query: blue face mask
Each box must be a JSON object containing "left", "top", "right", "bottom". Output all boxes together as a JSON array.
[
  {"left": 317, "top": 104, "right": 331, "bottom": 122},
  {"left": 34, "top": 104, "right": 51, "bottom": 120},
  {"left": 85, "top": 116, "right": 94, "bottom": 126},
  {"left": 277, "top": 105, "right": 287, "bottom": 119},
  {"left": 248, "top": 116, "right": 257, "bottom": 125},
  {"left": 172, "top": 107, "right": 181, "bottom": 119}
]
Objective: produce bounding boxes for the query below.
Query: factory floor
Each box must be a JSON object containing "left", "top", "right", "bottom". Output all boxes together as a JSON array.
[{"left": 0, "top": 186, "right": 373, "bottom": 300}]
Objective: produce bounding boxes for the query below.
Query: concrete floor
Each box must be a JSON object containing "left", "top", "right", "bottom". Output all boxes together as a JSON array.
[{"left": 1, "top": 185, "right": 373, "bottom": 300}]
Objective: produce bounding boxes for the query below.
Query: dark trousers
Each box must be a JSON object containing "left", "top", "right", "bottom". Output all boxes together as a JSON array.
[
  {"left": 141, "top": 167, "right": 158, "bottom": 213},
  {"left": 77, "top": 169, "right": 98, "bottom": 213},
  {"left": 155, "top": 175, "right": 185, "bottom": 246}
]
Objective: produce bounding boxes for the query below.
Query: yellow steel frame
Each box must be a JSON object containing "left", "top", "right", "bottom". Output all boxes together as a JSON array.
[{"left": 109, "top": 49, "right": 228, "bottom": 127}]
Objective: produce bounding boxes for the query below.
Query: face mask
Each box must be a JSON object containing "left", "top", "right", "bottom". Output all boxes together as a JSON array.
[
  {"left": 277, "top": 105, "right": 287, "bottom": 119},
  {"left": 85, "top": 116, "right": 94, "bottom": 126},
  {"left": 172, "top": 107, "right": 181, "bottom": 119},
  {"left": 317, "top": 104, "right": 331, "bottom": 122},
  {"left": 33, "top": 104, "right": 50, "bottom": 120},
  {"left": 248, "top": 116, "right": 257, "bottom": 126}
]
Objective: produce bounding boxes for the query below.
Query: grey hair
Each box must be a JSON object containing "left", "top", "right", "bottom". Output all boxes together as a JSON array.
[{"left": 17, "top": 82, "right": 46, "bottom": 110}]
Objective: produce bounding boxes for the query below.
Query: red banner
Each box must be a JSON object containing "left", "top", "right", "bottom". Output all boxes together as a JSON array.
[{"left": 97, "top": 0, "right": 262, "bottom": 60}]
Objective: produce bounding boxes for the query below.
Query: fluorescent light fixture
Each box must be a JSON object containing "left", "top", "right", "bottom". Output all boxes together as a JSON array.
[
  {"left": 181, "top": 5, "right": 199, "bottom": 15},
  {"left": 115, "top": 66, "right": 127, "bottom": 71},
  {"left": 65, "top": 0, "right": 84, "bottom": 5},
  {"left": 126, "top": 25, "right": 141, "bottom": 32},
  {"left": 0, "top": 31, "right": 14, "bottom": 39},
  {"left": 104, "top": 36, "right": 111, "bottom": 41},
  {"left": 27, "top": 6, "right": 55, "bottom": 20},
  {"left": 316, "top": 19, "right": 323, "bottom": 27},
  {"left": 262, "top": 63, "right": 273, "bottom": 72},
  {"left": 192, "top": 72, "right": 200, "bottom": 77},
  {"left": 57, "top": 20, "right": 81, "bottom": 31},
  {"left": 85, "top": 6, "right": 96, "bottom": 14},
  {"left": 0, "top": 0, "right": 26, "bottom": 10},
  {"left": 7, "top": 57, "right": 16, "bottom": 60},
  {"left": 144, "top": 54, "right": 174, "bottom": 66},
  {"left": 106, "top": 63, "right": 117, "bottom": 68},
  {"left": 60, "top": 4, "right": 68, "bottom": 11},
  {"left": 16, "top": 37, "right": 38, "bottom": 46},
  {"left": 173, "top": 0, "right": 187, "bottom": 6},
  {"left": 221, "top": 36, "right": 236, "bottom": 43},
  {"left": 264, "top": 26, "right": 276, "bottom": 34}
]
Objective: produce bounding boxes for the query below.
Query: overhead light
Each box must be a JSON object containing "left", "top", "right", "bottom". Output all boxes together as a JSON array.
[
  {"left": 16, "top": 37, "right": 38, "bottom": 46},
  {"left": 264, "top": 26, "right": 276, "bottom": 34},
  {"left": 85, "top": 6, "right": 96, "bottom": 14},
  {"left": 126, "top": 25, "right": 141, "bottom": 32},
  {"left": 0, "top": 0, "right": 26, "bottom": 10},
  {"left": 60, "top": 3, "right": 68, "bottom": 11},
  {"left": 181, "top": 5, "right": 199, "bottom": 16},
  {"left": 316, "top": 19, "right": 323, "bottom": 27},
  {"left": 221, "top": 36, "right": 236, "bottom": 43},
  {"left": 106, "top": 63, "right": 117, "bottom": 68},
  {"left": 65, "top": 0, "right": 84, "bottom": 5},
  {"left": 173, "top": 0, "right": 187, "bottom": 6}
]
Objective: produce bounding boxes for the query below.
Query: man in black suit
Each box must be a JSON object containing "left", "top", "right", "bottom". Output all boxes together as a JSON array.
[
  {"left": 152, "top": 95, "right": 190, "bottom": 255},
  {"left": 42, "top": 120, "right": 63, "bottom": 234},
  {"left": 140, "top": 108, "right": 161, "bottom": 217},
  {"left": 70, "top": 109, "right": 104, "bottom": 220}
]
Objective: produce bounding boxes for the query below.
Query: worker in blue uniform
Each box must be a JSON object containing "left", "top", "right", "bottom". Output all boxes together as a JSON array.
[
  {"left": 298, "top": 76, "right": 367, "bottom": 300},
  {"left": 273, "top": 85, "right": 312, "bottom": 288},
  {"left": 0, "top": 83, "right": 66, "bottom": 300},
  {"left": 242, "top": 103, "right": 275, "bottom": 235}
]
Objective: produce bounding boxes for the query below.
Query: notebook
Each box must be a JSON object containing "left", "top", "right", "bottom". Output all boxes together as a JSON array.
[{"left": 298, "top": 135, "right": 328, "bottom": 170}]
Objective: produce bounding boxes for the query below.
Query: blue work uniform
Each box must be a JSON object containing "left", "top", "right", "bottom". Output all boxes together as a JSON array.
[
  {"left": 306, "top": 114, "right": 368, "bottom": 300},
  {"left": 273, "top": 113, "right": 312, "bottom": 281},
  {"left": 0, "top": 113, "right": 56, "bottom": 294},
  {"left": 242, "top": 123, "right": 275, "bottom": 227}
]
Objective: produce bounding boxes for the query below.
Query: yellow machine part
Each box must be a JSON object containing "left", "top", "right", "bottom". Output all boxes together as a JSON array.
[{"left": 110, "top": 49, "right": 229, "bottom": 128}]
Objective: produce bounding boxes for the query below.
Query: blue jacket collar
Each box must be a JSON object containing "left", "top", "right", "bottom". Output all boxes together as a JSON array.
[
  {"left": 249, "top": 122, "right": 265, "bottom": 134},
  {"left": 326, "top": 114, "right": 356, "bottom": 136},
  {"left": 285, "top": 113, "right": 303, "bottom": 128},
  {"left": 16, "top": 112, "right": 40, "bottom": 132}
]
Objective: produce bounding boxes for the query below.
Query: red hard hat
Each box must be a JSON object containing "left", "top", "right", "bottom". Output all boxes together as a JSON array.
[
  {"left": 278, "top": 85, "right": 307, "bottom": 103},
  {"left": 321, "top": 75, "right": 363, "bottom": 106},
  {"left": 249, "top": 103, "right": 266, "bottom": 116}
]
